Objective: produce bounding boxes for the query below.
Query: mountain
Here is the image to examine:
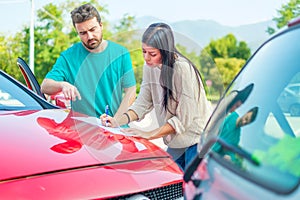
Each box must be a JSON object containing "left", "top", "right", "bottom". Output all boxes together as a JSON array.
[{"left": 134, "top": 16, "right": 276, "bottom": 53}]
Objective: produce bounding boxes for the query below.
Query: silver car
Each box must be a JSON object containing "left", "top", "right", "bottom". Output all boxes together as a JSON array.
[
  {"left": 184, "top": 16, "right": 300, "bottom": 200},
  {"left": 278, "top": 83, "right": 300, "bottom": 116}
]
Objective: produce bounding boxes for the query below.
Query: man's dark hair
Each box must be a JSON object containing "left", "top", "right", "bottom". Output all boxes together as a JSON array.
[
  {"left": 70, "top": 3, "right": 101, "bottom": 27},
  {"left": 249, "top": 106, "right": 259, "bottom": 122},
  {"left": 227, "top": 83, "right": 254, "bottom": 112}
]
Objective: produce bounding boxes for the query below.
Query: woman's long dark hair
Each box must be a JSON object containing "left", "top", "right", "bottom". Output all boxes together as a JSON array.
[{"left": 142, "top": 23, "right": 204, "bottom": 111}]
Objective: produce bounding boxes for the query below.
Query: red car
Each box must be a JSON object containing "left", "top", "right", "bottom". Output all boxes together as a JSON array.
[{"left": 0, "top": 58, "right": 184, "bottom": 199}]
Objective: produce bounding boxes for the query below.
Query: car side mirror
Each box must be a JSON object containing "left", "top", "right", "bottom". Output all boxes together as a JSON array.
[{"left": 49, "top": 93, "right": 70, "bottom": 109}]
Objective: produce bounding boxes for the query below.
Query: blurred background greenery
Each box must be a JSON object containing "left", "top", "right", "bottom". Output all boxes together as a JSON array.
[{"left": 0, "top": 0, "right": 299, "bottom": 103}]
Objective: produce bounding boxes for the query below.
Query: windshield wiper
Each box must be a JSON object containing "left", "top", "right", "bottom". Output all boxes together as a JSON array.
[
  {"left": 213, "top": 138, "right": 260, "bottom": 165},
  {"left": 184, "top": 137, "right": 260, "bottom": 183}
]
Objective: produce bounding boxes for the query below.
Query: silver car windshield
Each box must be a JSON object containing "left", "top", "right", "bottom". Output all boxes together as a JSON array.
[{"left": 201, "top": 27, "right": 300, "bottom": 193}]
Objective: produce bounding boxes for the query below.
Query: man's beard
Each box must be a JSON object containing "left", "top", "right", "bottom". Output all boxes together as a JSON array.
[{"left": 83, "top": 37, "right": 103, "bottom": 50}]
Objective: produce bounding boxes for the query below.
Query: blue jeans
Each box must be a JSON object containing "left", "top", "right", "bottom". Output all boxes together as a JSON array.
[{"left": 167, "top": 143, "right": 198, "bottom": 171}]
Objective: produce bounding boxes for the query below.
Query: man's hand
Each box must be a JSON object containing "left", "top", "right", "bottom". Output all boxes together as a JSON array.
[
  {"left": 60, "top": 82, "right": 81, "bottom": 101},
  {"left": 41, "top": 79, "right": 81, "bottom": 101}
]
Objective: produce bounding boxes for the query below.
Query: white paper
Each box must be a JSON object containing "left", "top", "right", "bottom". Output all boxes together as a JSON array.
[{"left": 71, "top": 116, "right": 133, "bottom": 136}]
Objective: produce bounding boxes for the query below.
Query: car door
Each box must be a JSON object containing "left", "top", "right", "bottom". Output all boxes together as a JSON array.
[
  {"left": 17, "top": 57, "right": 46, "bottom": 99},
  {"left": 17, "top": 57, "right": 69, "bottom": 108}
]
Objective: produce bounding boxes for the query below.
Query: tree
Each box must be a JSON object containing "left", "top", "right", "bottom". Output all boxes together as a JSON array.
[
  {"left": 0, "top": 0, "right": 144, "bottom": 90},
  {"left": 33, "top": 0, "right": 110, "bottom": 83},
  {"left": 214, "top": 58, "right": 245, "bottom": 87},
  {"left": 267, "top": 0, "right": 300, "bottom": 34},
  {"left": 0, "top": 0, "right": 251, "bottom": 102},
  {"left": 0, "top": 36, "right": 14, "bottom": 76},
  {"left": 200, "top": 34, "right": 251, "bottom": 97},
  {"left": 0, "top": 31, "right": 30, "bottom": 83},
  {"left": 33, "top": 3, "right": 72, "bottom": 83},
  {"left": 204, "top": 34, "right": 250, "bottom": 59},
  {"left": 0, "top": 0, "right": 111, "bottom": 80}
]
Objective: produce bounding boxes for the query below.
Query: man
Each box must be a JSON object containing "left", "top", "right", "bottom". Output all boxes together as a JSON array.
[
  {"left": 41, "top": 3, "right": 136, "bottom": 118},
  {"left": 212, "top": 107, "right": 259, "bottom": 162}
]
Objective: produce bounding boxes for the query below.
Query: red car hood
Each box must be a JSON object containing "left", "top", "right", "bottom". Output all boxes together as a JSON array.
[{"left": 0, "top": 109, "right": 178, "bottom": 182}]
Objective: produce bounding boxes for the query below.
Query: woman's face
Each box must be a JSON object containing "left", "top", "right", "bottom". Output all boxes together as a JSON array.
[{"left": 142, "top": 43, "right": 162, "bottom": 68}]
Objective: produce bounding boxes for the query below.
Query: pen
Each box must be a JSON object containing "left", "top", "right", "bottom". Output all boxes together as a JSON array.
[{"left": 105, "top": 105, "right": 109, "bottom": 127}]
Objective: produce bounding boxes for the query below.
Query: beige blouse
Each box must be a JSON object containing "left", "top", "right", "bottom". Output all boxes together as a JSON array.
[{"left": 129, "top": 56, "right": 212, "bottom": 148}]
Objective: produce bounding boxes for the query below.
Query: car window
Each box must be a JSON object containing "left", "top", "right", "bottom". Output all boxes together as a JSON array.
[
  {"left": 0, "top": 72, "right": 43, "bottom": 110},
  {"left": 204, "top": 27, "right": 300, "bottom": 193}
]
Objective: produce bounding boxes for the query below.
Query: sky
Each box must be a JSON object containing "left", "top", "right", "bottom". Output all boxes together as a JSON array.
[{"left": 0, "top": 0, "right": 290, "bottom": 34}]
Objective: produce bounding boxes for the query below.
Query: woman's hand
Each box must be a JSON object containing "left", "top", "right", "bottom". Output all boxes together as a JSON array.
[
  {"left": 122, "top": 128, "right": 154, "bottom": 139},
  {"left": 100, "top": 114, "right": 119, "bottom": 128}
]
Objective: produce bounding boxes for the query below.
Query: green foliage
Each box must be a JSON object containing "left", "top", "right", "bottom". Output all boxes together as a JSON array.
[
  {"left": 130, "top": 49, "right": 144, "bottom": 93},
  {"left": 113, "top": 14, "right": 136, "bottom": 33},
  {"left": 33, "top": 3, "right": 72, "bottom": 83},
  {"left": 200, "top": 34, "right": 250, "bottom": 97},
  {"left": 0, "top": 36, "right": 14, "bottom": 76},
  {"left": 267, "top": 0, "right": 300, "bottom": 34},
  {"left": 274, "top": 0, "right": 300, "bottom": 28},
  {"left": 0, "top": 31, "right": 29, "bottom": 83},
  {"left": 214, "top": 58, "right": 245, "bottom": 86},
  {"left": 0, "top": 0, "right": 252, "bottom": 102},
  {"left": 204, "top": 34, "right": 250, "bottom": 59}
]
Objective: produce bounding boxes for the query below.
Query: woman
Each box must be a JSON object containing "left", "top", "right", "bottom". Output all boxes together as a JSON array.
[{"left": 101, "top": 23, "right": 211, "bottom": 170}]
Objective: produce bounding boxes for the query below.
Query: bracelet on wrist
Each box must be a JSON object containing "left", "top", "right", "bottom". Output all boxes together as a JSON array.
[{"left": 123, "top": 112, "right": 130, "bottom": 124}]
